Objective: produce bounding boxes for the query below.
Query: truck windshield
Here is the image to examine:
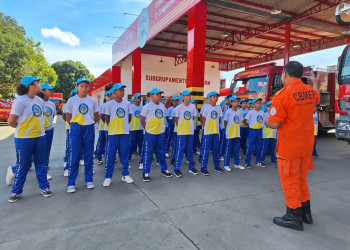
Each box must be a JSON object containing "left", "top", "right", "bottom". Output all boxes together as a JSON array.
[{"left": 233, "top": 76, "right": 268, "bottom": 93}]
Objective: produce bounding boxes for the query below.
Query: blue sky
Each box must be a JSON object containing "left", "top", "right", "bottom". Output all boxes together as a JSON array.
[{"left": 0, "top": 0, "right": 345, "bottom": 85}]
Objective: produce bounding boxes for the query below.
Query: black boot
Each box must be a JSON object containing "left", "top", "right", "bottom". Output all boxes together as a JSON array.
[
  {"left": 301, "top": 200, "right": 313, "bottom": 224},
  {"left": 273, "top": 207, "right": 304, "bottom": 231}
]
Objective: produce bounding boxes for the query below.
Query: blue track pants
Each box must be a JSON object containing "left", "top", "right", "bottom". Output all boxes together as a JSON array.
[{"left": 105, "top": 134, "right": 130, "bottom": 178}]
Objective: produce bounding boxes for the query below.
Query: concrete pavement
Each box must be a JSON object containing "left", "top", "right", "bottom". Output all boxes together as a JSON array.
[{"left": 0, "top": 117, "right": 349, "bottom": 250}]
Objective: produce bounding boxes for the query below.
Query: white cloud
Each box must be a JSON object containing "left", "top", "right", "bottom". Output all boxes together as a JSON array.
[
  {"left": 41, "top": 42, "right": 112, "bottom": 77},
  {"left": 41, "top": 27, "right": 80, "bottom": 47}
]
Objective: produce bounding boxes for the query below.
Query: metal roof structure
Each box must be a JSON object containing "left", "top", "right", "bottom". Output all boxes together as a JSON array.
[{"left": 138, "top": 0, "right": 350, "bottom": 71}]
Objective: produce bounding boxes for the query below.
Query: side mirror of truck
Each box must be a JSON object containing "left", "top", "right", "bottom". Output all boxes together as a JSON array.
[{"left": 337, "top": 45, "right": 350, "bottom": 85}]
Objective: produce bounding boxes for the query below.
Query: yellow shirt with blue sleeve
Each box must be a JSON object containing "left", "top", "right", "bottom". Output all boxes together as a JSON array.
[
  {"left": 203, "top": 104, "right": 222, "bottom": 135},
  {"left": 66, "top": 95, "right": 98, "bottom": 126},
  {"left": 224, "top": 109, "right": 242, "bottom": 139},
  {"left": 141, "top": 101, "right": 166, "bottom": 135},
  {"left": 262, "top": 112, "right": 277, "bottom": 138},
  {"left": 105, "top": 100, "right": 132, "bottom": 135},
  {"left": 174, "top": 103, "right": 196, "bottom": 135},
  {"left": 10, "top": 95, "right": 45, "bottom": 138},
  {"left": 43, "top": 100, "right": 56, "bottom": 131},
  {"left": 313, "top": 112, "right": 318, "bottom": 136},
  {"left": 130, "top": 104, "right": 143, "bottom": 131},
  {"left": 245, "top": 109, "right": 264, "bottom": 129}
]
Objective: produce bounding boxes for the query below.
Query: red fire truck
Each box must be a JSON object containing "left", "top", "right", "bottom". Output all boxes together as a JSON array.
[
  {"left": 49, "top": 93, "right": 64, "bottom": 115},
  {"left": 220, "top": 63, "right": 336, "bottom": 132}
]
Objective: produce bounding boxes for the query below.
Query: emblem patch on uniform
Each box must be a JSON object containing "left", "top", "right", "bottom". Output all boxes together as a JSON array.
[
  {"left": 257, "top": 115, "right": 263, "bottom": 123},
  {"left": 155, "top": 109, "right": 163, "bottom": 119},
  {"left": 243, "top": 113, "right": 247, "bottom": 118},
  {"left": 184, "top": 111, "right": 191, "bottom": 120},
  {"left": 32, "top": 105, "right": 42, "bottom": 117},
  {"left": 79, "top": 103, "right": 89, "bottom": 115},
  {"left": 116, "top": 108, "right": 126, "bottom": 118},
  {"left": 211, "top": 111, "right": 218, "bottom": 119},
  {"left": 44, "top": 107, "right": 53, "bottom": 117},
  {"left": 270, "top": 107, "right": 276, "bottom": 116},
  {"left": 135, "top": 110, "right": 141, "bottom": 118},
  {"left": 313, "top": 116, "right": 317, "bottom": 124},
  {"left": 234, "top": 115, "right": 240, "bottom": 124}
]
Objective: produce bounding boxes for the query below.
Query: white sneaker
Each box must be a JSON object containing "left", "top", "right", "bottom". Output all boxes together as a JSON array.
[
  {"left": 256, "top": 162, "right": 262, "bottom": 167},
  {"left": 6, "top": 167, "right": 15, "bottom": 186},
  {"left": 86, "top": 182, "right": 95, "bottom": 189},
  {"left": 47, "top": 174, "right": 53, "bottom": 180},
  {"left": 128, "top": 165, "right": 131, "bottom": 170},
  {"left": 63, "top": 162, "right": 67, "bottom": 168},
  {"left": 186, "top": 160, "right": 189, "bottom": 163},
  {"left": 219, "top": 157, "right": 224, "bottom": 161},
  {"left": 156, "top": 162, "right": 160, "bottom": 166},
  {"left": 235, "top": 165, "right": 246, "bottom": 170},
  {"left": 79, "top": 160, "right": 85, "bottom": 166},
  {"left": 103, "top": 178, "right": 111, "bottom": 187},
  {"left": 122, "top": 175, "right": 134, "bottom": 184},
  {"left": 139, "top": 163, "right": 143, "bottom": 170},
  {"left": 97, "top": 160, "right": 103, "bottom": 165},
  {"left": 115, "top": 159, "right": 118, "bottom": 163},
  {"left": 64, "top": 169, "right": 69, "bottom": 177},
  {"left": 224, "top": 166, "right": 232, "bottom": 172},
  {"left": 165, "top": 153, "right": 169, "bottom": 158},
  {"left": 195, "top": 151, "right": 200, "bottom": 155},
  {"left": 67, "top": 185, "right": 76, "bottom": 193}
]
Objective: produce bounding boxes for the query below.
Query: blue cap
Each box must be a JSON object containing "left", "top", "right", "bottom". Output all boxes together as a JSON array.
[
  {"left": 134, "top": 93, "right": 141, "bottom": 98},
  {"left": 70, "top": 88, "right": 77, "bottom": 96},
  {"left": 110, "top": 83, "right": 126, "bottom": 92},
  {"left": 21, "top": 76, "right": 42, "bottom": 87},
  {"left": 266, "top": 101, "right": 272, "bottom": 106},
  {"left": 171, "top": 96, "right": 178, "bottom": 101},
  {"left": 130, "top": 99, "right": 135, "bottom": 103},
  {"left": 247, "top": 101, "right": 252, "bottom": 104},
  {"left": 104, "top": 90, "right": 110, "bottom": 96},
  {"left": 205, "top": 101, "right": 208, "bottom": 104},
  {"left": 239, "top": 98, "right": 247, "bottom": 105},
  {"left": 182, "top": 90, "right": 192, "bottom": 96},
  {"left": 207, "top": 91, "right": 220, "bottom": 98},
  {"left": 220, "top": 100, "right": 225, "bottom": 107},
  {"left": 178, "top": 95, "right": 184, "bottom": 101},
  {"left": 150, "top": 88, "right": 164, "bottom": 95},
  {"left": 252, "top": 98, "right": 262, "bottom": 105},
  {"left": 161, "top": 100, "right": 165, "bottom": 103},
  {"left": 190, "top": 99, "right": 197, "bottom": 104},
  {"left": 76, "top": 78, "right": 90, "bottom": 85},
  {"left": 145, "top": 100, "right": 149, "bottom": 104},
  {"left": 230, "top": 96, "right": 240, "bottom": 102},
  {"left": 261, "top": 105, "right": 267, "bottom": 112},
  {"left": 41, "top": 83, "right": 55, "bottom": 90}
]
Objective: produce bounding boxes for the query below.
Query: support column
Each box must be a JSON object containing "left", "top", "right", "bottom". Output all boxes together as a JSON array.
[
  {"left": 186, "top": 1, "right": 207, "bottom": 108},
  {"left": 112, "top": 65, "right": 121, "bottom": 83},
  {"left": 132, "top": 48, "right": 141, "bottom": 95},
  {"left": 284, "top": 23, "right": 291, "bottom": 66}
]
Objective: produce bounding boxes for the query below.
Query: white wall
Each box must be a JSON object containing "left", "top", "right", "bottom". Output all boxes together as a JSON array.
[{"left": 121, "top": 54, "right": 221, "bottom": 97}]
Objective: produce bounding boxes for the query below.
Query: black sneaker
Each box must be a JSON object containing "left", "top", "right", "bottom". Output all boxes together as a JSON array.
[
  {"left": 143, "top": 173, "right": 150, "bottom": 182},
  {"left": 41, "top": 189, "right": 53, "bottom": 197},
  {"left": 261, "top": 162, "right": 267, "bottom": 168},
  {"left": 8, "top": 193, "right": 21, "bottom": 203},
  {"left": 170, "top": 160, "right": 175, "bottom": 166},
  {"left": 189, "top": 168, "right": 199, "bottom": 175},
  {"left": 174, "top": 170, "right": 182, "bottom": 178},
  {"left": 200, "top": 169, "right": 210, "bottom": 176},
  {"left": 161, "top": 170, "right": 173, "bottom": 178},
  {"left": 214, "top": 167, "right": 224, "bottom": 173},
  {"left": 97, "top": 160, "right": 103, "bottom": 165},
  {"left": 244, "top": 163, "right": 252, "bottom": 169}
]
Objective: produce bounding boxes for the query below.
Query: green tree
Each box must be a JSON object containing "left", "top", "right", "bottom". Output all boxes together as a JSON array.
[
  {"left": 0, "top": 12, "right": 57, "bottom": 98},
  {"left": 52, "top": 60, "right": 94, "bottom": 101}
]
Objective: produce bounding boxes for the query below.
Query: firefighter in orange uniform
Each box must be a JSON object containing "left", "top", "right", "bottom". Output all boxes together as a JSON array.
[{"left": 264, "top": 61, "right": 320, "bottom": 231}]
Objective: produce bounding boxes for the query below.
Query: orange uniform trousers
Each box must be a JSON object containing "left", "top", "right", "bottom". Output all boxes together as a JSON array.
[{"left": 277, "top": 157, "right": 313, "bottom": 209}]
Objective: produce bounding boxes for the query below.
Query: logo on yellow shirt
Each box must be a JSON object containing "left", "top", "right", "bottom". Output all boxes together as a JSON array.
[
  {"left": 32, "top": 105, "right": 42, "bottom": 117},
  {"left": 155, "top": 109, "right": 163, "bottom": 119},
  {"left": 234, "top": 115, "right": 240, "bottom": 124},
  {"left": 184, "top": 111, "right": 191, "bottom": 120},
  {"left": 44, "top": 107, "right": 53, "bottom": 117},
  {"left": 117, "top": 108, "right": 126, "bottom": 118},
  {"left": 79, "top": 103, "right": 88, "bottom": 115},
  {"left": 211, "top": 111, "right": 217, "bottom": 119},
  {"left": 257, "top": 115, "right": 263, "bottom": 123},
  {"left": 135, "top": 110, "right": 141, "bottom": 118}
]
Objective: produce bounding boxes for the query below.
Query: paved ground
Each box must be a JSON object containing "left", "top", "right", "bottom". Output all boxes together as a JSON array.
[{"left": 0, "top": 117, "right": 349, "bottom": 250}]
